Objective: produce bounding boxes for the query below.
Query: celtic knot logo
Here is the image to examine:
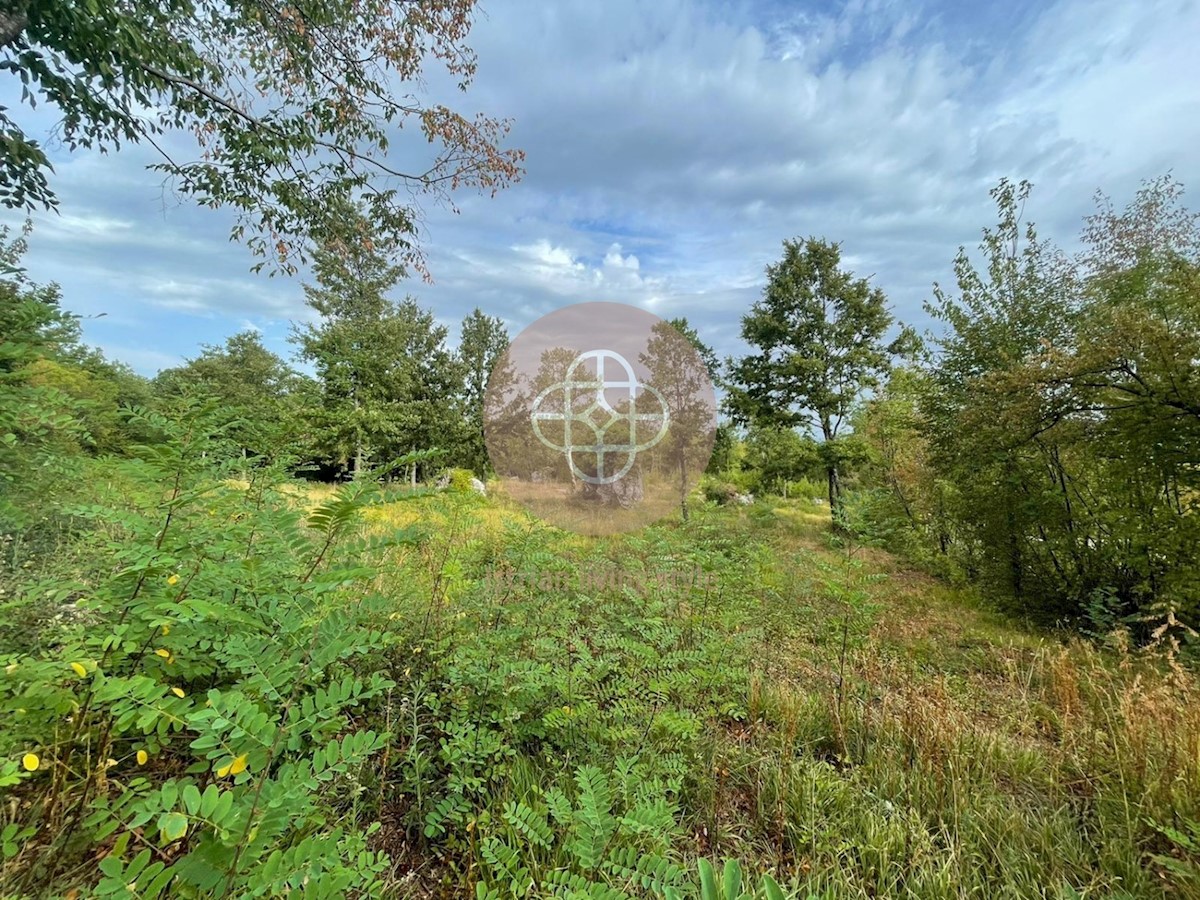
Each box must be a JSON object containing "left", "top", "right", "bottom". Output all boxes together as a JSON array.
[{"left": 530, "top": 349, "right": 670, "bottom": 485}]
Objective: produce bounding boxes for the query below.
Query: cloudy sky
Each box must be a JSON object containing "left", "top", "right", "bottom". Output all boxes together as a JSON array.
[{"left": 4, "top": 0, "right": 1199, "bottom": 375}]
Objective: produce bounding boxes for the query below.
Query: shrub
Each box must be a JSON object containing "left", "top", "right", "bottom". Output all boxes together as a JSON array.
[
  {"left": 702, "top": 479, "right": 740, "bottom": 505},
  {"left": 442, "top": 466, "right": 484, "bottom": 494},
  {"left": 0, "top": 407, "right": 433, "bottom": 896}
]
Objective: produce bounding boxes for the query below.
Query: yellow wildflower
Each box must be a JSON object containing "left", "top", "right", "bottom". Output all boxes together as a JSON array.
[
  {"left": 229, "top": 754, "right": 248, "bottom": 775},
  {"left": 22, "top": 753, "right": 39, "bottom": 771},
  {"left": 161, "top": 624, "right": 170, "bottom": 636},
  {"left": 167, "top": 574, "right": 180, "bottom": 586},
  {"left": 70, "top": 662, "right": 87, "bottom": 677},
  {"left": 170, "top": 687, "right": 185, "bottom": 698},
  {"left": 217, "top": 761, "right": 232, "bottom": 778},
  {"left": 154, "top": 648, "right": 170, "bottom": 659}
]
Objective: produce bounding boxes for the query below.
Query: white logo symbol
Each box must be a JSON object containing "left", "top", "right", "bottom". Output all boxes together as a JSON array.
[{"left": 530, "top": 349, "right": 669, "bottom": 485}]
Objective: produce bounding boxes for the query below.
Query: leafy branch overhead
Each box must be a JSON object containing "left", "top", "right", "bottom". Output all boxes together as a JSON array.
[{"left": 0, "top": 0, "right": 525, "bottom": 274}]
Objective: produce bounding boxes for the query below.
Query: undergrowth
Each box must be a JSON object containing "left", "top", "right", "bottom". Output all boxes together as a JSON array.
[{"left": 1, "top": 412, "right": 1198, "bottom": 897}]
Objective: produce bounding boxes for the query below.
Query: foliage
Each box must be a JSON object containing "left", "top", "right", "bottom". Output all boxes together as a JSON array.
[
  {"left": 726, "top": 237, "right": 903, "bottom": 525},
  {"left": 739, "top": 425, "right": 820, "bottom": 499},
  {"left": 293, "top": 204, "right": 464, "bottom": 479},
  {"left": 858, "top": 176, "right": 1200, "bottom": 630},
  {"left": 153, "top": 331, "right": 306, "bottom": 461},
  {"left": 702, "top": 479, "right": 742, "bottom": 506},
  {"left": 3, "top": 172, "right": 1200, "bottom": 900},
  {"left": 458, "top": 308, "right": 511, "bottom": 476},
  {"left": 0, "top": 406, "right": 428, "bottom": 894},
  {"left": 642, "top": 319, "right": 719, "bottom": 521},
  {"left": 0, "top": 224, "right": 152, "bottom": 530},
  {"left": 1, "top": 0, "right": 523, "bottom": 273}
]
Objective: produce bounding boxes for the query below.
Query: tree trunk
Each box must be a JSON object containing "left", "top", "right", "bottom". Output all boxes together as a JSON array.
[
  {"left": 822, "top": 416, "right": 845, "bottom": 532},
  {"left": 678, "top": 454, "right": 688, "bottom": 522},
  {"left": 1006, "top": 501, "right": 1023, "bottom": 602},
  {"left": 352, "top": 392, "right": 364, "bottom": 480},
  {"left": 827, "top": 463, "right": 844, "bottom": 531}
]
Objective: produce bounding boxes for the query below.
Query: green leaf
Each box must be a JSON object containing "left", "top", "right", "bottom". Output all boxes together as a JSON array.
[
  {"left": 698, "top": 858, "right": 717, "bottom": 900},
  {"left": 159, "top": 812, "right": 188, "bottom": 843},
  {"left": 722, "top": 859, "right": 742, "bottom": 900},
  {"left": 762, "top": 874, "right": 785, "bottom": 900}
]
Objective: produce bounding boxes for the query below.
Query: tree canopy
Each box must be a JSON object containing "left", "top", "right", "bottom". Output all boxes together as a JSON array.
[
  {"left": 1, "top": 0, "right": 524, "bottom": 273},
  {"left": 727, "top": 237, "right": 900, "bottom": 522}
]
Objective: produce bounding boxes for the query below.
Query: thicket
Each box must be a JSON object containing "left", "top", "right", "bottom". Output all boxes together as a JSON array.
[{"left": 852, "top": 177, "right": 1200, "bottom": 633}]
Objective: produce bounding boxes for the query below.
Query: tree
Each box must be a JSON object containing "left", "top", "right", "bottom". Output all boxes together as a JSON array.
[
  {"left": 1, "top": 224, "right": 85, "bottom": 522},
  {"left": 456, "top": 309, "right": 509, "bottom": 475},
  {"left": 0, "top": 223, "right": 152, "bottom": 520},
  {"left": 740, "top": 425, "right": 819, "bottom": 498},
  {"left": 922, "top": 179, "right": 1086, "bottom": 612},
  {"left": 641, "top": 318, "right": 717, "bottom": 520},
  {"left": 154, "top": 331, "right": 305, "bottom": 459},
  {"left": 1, "top": 0, "right": 523, "bottom": 273},
  {"left": 293, "top": 207, "right": 460, "bottom": 478},
  {"left": 853, "top": 365, "right": 959, "bottom": 565},
  {"left": 664, "top": 317, "right": 719, "bottom": 381},
  {"left": 915, "top": 176, "right": 1200, "bottom": 628},
  {"left": 727, "top": 237, "right": 898, "bottom": 525}
]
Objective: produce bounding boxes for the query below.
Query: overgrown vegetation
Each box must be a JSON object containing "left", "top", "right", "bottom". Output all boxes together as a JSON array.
[
  {"left": 4, "top": 424, "right": 1200, "bottom": 896},
  {"left": 2, "top": 173, "right": 1199, "bottom": 896},
  {"left": 853, "top": 177, "right": 1200, "bottom": 632}
]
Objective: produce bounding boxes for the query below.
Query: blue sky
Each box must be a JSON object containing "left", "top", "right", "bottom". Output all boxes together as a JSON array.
[{"left": 3, "top": 0, "right": 1199, "bottom": 375}]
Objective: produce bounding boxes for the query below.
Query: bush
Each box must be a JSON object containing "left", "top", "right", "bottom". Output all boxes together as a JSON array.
[
  {"left": 441, "top": 466, "right": 484, "bottom": 494},
  {"left": 0, "top": 408, "right": 429, "bottom": 896},
  {"left": 702, "top": 479, "right": 741, "bottom": 505}
]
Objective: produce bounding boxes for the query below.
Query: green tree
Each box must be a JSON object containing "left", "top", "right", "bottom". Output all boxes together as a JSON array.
[
  {"left": 293, "top": 208, "right": 460, "bottom": 479},
  {"left": 0, "top": 225, "right": 85, "bottom": 525},
  {"left": 853, "top": 365, "right": 958, "bottom": 567},
  {"left": 915, "top": 176, "right": 1200, "bottom": 628},
  {"left": 664, "top": 317, "right": 719, "bottom": 381},
  {"left": 740, "top": 425, "right": 819, "bottom": 498},
  {"left": 0, "top": 227, "right": 152, "bottom": 457},
  {"left": 727, "top": 237, "right": 897, "bottom": 525},
  {"left": 923, "top": 179, "right": 1085, "bottom": 611},
  {"left": 456, "top": 309, "right": 509, "bottom": 476},
  {"left": 1, "top": 0, "right": 523, "bottom": 272},
  {"left": 1059, "top": 178, "right": 1200, "bottom": 623},
  {"left": 154, "top": 331, "right": 305, "bottom": 460}
]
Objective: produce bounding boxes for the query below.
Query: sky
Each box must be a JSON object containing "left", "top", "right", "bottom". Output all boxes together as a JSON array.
[{"left": 3, "top": 0, "right": 1199, "bottom": 376}]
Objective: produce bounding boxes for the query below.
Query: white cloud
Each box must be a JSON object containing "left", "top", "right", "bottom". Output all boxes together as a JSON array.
[{"left": 604, "top": 244, "right": 640, "bottom": 271}]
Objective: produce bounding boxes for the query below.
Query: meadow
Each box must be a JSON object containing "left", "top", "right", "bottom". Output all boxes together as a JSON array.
[{"left": 3, "top": 423, "right": 1197, "bottom": 898}]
